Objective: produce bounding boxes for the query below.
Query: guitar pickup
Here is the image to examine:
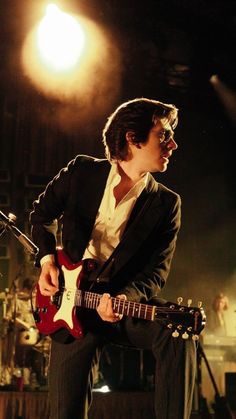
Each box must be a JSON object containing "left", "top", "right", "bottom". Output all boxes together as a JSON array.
[{"left": 51, "top": 290, "right": 63, "bottom": 308}]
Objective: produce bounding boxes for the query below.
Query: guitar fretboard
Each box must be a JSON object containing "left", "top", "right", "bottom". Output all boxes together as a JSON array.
[{"left": 75, "top": 290, "right": 156, "bottom": 321}]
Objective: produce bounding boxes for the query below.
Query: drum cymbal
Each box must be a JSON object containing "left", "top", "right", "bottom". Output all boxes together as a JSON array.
[
  {"left": 0, "top": 291, "right": 13, "bottom": 299},
  {"left": 17, "top": 291, "right": 31, "bottom": 300},
  {"left": 15, "top": 316, "right": 32, "bottom": 330}
]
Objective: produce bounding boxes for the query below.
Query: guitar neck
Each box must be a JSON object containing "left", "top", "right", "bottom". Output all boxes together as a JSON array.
[{"left": 75, "top": 290, "right": 156, "bottom": 321}]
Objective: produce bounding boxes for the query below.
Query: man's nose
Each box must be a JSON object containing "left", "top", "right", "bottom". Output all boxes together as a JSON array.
[
  {"left": 170, "top": 138, "right": 178, "bottom": 150},
  {"left": 168, "top": 138, "right": 178, "bottom": 150}
]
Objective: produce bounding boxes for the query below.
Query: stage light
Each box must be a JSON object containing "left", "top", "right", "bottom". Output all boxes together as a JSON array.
[
  {"left": 209, "top": 74, "right": 218, "bottom": 85},
  {"left": 36, "top": 4, "right": 85, "bottom": 72},
  {"left": 210, "top": 74, "right": 236, "bottom": 126},
  {"left": 93, "top": 385, "right": 110, "bottom": 393},
  {"left": 21, "top": 3, "right": 122, "bottom": 103},
  {"left": 21, "top": 2, "right": 122, "bottom": 133}
]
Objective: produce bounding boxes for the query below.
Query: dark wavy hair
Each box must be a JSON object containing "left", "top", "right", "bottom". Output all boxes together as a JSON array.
[{"left": 102, "top": 98, "right": 178, "bottom": 161}]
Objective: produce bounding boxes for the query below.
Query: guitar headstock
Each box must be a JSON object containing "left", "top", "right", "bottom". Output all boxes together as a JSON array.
[{"left": 154, "top": 297, "right": 206, "bottom": 340}]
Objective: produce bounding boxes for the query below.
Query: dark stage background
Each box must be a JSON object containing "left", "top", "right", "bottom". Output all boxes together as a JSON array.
[
  {"left": 0, "top": 0, "right": 236, "bottom": 330},
  {"left": 0, "top": 2, "right": 236, "bottom": 417}
]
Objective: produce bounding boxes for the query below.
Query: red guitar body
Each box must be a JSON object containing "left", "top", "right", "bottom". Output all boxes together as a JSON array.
[{"left": 34, "top": 249, "right": 95, "bottom": 338}]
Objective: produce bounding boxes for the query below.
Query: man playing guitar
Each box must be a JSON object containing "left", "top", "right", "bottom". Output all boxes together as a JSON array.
[{"left": 30, "top": 98, "right": 198, "bottom": 419}]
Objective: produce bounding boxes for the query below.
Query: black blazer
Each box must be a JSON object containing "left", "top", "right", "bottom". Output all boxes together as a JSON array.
[{"left": 30, "top": 155, "right": 181, "bottom": 302}]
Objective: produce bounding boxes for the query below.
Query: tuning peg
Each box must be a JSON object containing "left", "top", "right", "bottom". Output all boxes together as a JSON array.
[
  {"left": 177, "top": 297, "right": 183, "bottom": 305},
  {"left": 182, "top": 332, "right": 189, "bottom": 340},
  {"left": 187, "top": 299, "right": 192, "bottom": 307},
  {"left": 172, "top": 330, "right": 179, "bottom": 338},
  {"left": 167, "top": 323, "right": 173, "bottom": 329},
  {"left": 198, "top": 301, "right": 202, "bottom": 308},
  {"left": 192, "top": 335, "right": 199, "bottom": 341}
]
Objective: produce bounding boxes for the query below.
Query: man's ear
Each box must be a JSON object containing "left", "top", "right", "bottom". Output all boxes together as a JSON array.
[
  {"left": 126, "top": 131, "right": 142, "bottom": 149},
  {"left": 125, "top": 131, "right": 136, "bottom": 144}
]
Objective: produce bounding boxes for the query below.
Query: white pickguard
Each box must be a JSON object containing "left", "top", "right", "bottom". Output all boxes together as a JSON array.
[{"left": 53, "top": 264, "right": 82, "bottom": 329}]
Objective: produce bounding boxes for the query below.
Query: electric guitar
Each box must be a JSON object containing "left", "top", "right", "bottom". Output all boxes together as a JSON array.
[{"left": 32, "top": 248, "right": 206, "bottom": 340}]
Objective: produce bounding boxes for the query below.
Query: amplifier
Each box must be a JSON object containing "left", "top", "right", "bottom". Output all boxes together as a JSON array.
[{"left": 225, "top": 372, "right": 236, "bottom": 410}]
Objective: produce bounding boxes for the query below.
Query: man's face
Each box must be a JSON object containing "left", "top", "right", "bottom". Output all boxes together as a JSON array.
[{"left": 137, "top": 119, "right": 178, "bottom": 173}]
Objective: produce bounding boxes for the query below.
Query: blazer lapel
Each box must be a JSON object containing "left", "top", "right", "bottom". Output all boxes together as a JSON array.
[
  {"left": 76, "top": 158, "right": 110, "bottom": 221},
  {"left": 96, "top": 175, "right": 164, "bottom": 279}
]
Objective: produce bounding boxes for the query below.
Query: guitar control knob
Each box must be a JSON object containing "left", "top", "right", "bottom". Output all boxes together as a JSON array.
[
  {"left": 172, "top": 330, "right": 179, "bottom": 338},
  {"left": 182, "top": 332, "right": 189, "bottom": 340},
  {"left": 187, "top": 299, "right": 192, "bottom": 307},
  {"left": 192, "top": 335, "right": 199, "bottom": 341},
  {"left": 177, "top": 297, "right": 183, "bottom": 305}
]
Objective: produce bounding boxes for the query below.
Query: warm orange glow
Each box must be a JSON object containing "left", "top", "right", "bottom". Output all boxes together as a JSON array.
[{"left": 21, "top": 4, "right": 122, "bottom": 101}]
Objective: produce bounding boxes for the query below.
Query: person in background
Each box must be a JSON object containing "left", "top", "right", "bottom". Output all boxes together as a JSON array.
[
  {"left": 201, "top": 293, "right": 231, "bottom": 405},
  {"left": 30, "top": 97, "right": 197, "bottom": 419},
  {"left": 207, "top": 293, "right": 229, "bottom": 336}
]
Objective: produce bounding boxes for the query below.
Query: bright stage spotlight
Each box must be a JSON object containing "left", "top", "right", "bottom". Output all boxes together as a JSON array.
[
  {"left": 21, "top": 3, "right": 122, "bottom": 103},
  {"left": 37, "top": 4, "right": 85, "bottom": 72}
]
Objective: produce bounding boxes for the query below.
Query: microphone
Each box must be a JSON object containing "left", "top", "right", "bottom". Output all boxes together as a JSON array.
[
  {"left": 0, "top": 210, "right": 16, "bottom": 224},
  {"left": 0, "top": 210, "right": 38, "bottom": 256}
]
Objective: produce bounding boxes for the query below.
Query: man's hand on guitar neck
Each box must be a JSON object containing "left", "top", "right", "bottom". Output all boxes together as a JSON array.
[
  {"left": 39, "top": 261, "right": 59, "bottom": 296},
  {"left": 97, "top": 293, "right": 127, "bottom": 323}
]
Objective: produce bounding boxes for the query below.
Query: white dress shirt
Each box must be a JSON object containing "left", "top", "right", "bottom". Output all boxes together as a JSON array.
[
  {"left": 83, "top": 163, "right": 149, "bottom": 263},
  {"left": 40, "top": 163, "right": 149, "bottom": 266}
]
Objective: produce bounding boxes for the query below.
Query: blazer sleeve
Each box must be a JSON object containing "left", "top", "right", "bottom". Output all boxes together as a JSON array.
[{"left": 29, "top": 157, "right": 78, "bottom": 265}]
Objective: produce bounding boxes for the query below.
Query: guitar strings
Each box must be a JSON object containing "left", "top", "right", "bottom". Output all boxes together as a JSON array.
[{"left": 71, "top": 288, "right": 197, "bottom": 315}]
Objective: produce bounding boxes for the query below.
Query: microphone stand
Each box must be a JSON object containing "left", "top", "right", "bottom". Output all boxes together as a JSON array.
[{"left": 0, "top": 210, "right": 38, "bottom": 256}]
